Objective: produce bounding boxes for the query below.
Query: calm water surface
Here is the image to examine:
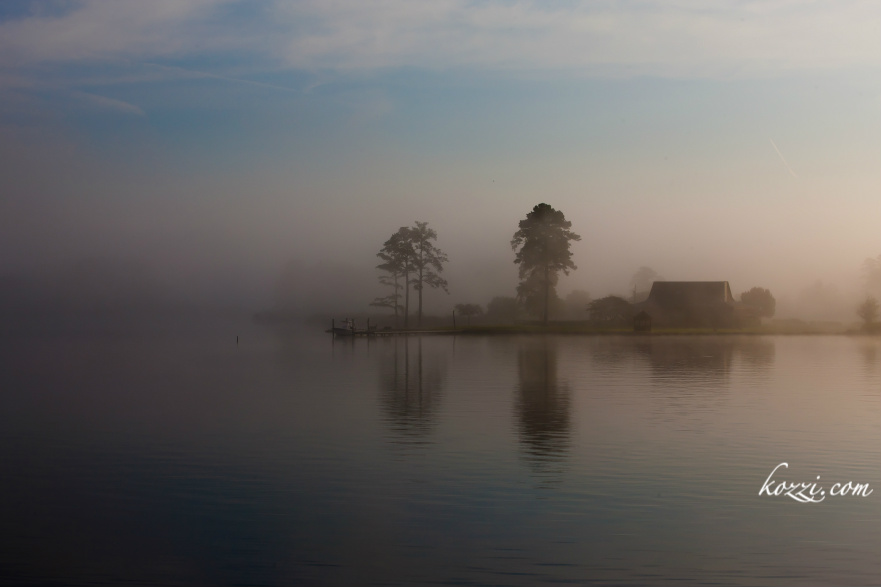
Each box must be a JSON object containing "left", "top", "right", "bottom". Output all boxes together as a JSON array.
[{"left": 2, "top": 323, "right": 879, "bottom": 586}]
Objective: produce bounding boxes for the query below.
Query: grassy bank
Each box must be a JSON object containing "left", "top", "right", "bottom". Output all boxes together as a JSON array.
[{"left": 425, "top": 322, "right": 869, "bottom": 336}]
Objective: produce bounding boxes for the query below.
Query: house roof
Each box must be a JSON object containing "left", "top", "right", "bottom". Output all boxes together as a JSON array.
[{"left": 646, "top": 281, "right": 735, "bottom": 308}]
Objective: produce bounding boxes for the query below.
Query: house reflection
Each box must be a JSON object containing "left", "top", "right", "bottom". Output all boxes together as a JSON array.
[
  {"left": 635, "top": 337, "right": 777, "bottom": 380},
  {"left": 630, "top": 337, "right": 777, "bottom": 424},
  {"left": 514, "top": 337, "right": 571, "bottom": 478},
  {"left": 377, "top": 337, "right": 446, "bottom": 445},
  {"left": 635, "top": 337, "right": 736, "bottom": 382}
]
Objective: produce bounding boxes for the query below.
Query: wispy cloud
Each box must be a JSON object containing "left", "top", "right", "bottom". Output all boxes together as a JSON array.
[
  {"left": 0, "top": 0, "right": 236, "bottom": 66},
  {"left": 271, "top": 0, "right": 881, "bottom": 76},
  {"left": 70, "top": 91, "right": 145, "bottom": 116},
  {"left": 0, "top": 0, "right": 878, "bottom": 79},
  {"left": 142, "top": 63, "right": 300, "bottom": 94},
  {"left": 769, "top": 138, "right": 798, "bottom": 179}
]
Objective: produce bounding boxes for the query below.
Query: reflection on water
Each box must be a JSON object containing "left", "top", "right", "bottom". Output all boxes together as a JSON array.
[
  {"left": 625, "top": 337, "right": 777, "bottom": 425},
  {"left": 638, "top": 337, "right": 736, "bottom": 381},
  {"left": 515, "top": 337, "right": 571, "bottom": 477},
  {"left": 737, "top": 338, "right": 776, "bottom": 371},
  {"left": 632, "top": 336, "right": 777, "bottom": 382},
  {"left": 858, "top": 341, "right": 878, "bottom": 369},
  {"left": 377, "top": 337, "right": 447, "bottom": 444},
  {"left": 1, "top": 328, "right": 879, "bottom": 586}
]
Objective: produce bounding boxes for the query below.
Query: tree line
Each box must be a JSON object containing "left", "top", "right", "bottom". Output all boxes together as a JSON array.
[
  {"left": 858, "top": 254, "right": 880, "bottom": 332},
  {"left": 371, "top": 221, "right": 449, "bottom": 329},
  {"left": 372, "top": 204, "right": 582, "bottom": 329},
  {"left": 371, "top": 204, "right": 880, "bottom": 331}
]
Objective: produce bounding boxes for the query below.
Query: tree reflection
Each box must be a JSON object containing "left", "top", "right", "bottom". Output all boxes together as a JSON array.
[
  {"left": 514, "top": 337, "right": 571, "bottom": 478},
  {"left": 378, "top": 336, "right": 446, "bottom": 445}
]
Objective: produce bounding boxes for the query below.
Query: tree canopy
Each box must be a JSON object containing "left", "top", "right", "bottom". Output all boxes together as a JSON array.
[
  {"left": 410, "top": 221, "right": 449, "bottom": 327},
  {"left": 856, "top": 296, "right": 878, "bottom": 328},
  {"left": 372, "top": 227, "right": 416, "bottom": 328},
  {"left": 587, "top": 295, "right": 634, "bottom": 326},
  {"left": 372, "top": 221, "right": 448, "bottom": 329},
  {"left": 454, "top": 303, "right": 483, "bottom": 324},
  {"left": 511, "top": 203, "right": 581, "bottom": 325},
  {"left": 740, "top": 287, "right": 776, "bottom": 318}
]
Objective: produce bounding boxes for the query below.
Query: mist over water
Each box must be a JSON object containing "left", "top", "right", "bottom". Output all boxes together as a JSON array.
[
  {"left": 3, "top": 68, "right": 880, "bottom": 323},
  {"left": 2, "top": 2, "right": 880, "bottom": 585},
  {"left": 2, "top": 327, "right": 879, "bottom": 585}
]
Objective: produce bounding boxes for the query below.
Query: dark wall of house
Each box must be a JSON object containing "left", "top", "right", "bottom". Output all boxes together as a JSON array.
[{"left": 640, "top": 281, "right": 739, "bottom": 328}]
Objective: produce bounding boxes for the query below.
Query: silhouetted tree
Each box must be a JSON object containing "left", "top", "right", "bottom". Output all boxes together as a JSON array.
[
  {"left": 740, "top": 287, "right": 776, "bottom": 319},
  {"left": 517, "top": 271, "right": 564, "bottom": 320},
  {"left": 588, "top": 295, "right": 634, "bottom": 326},
  {"left": 410, "top": 221, "right": 449, "bottom": 327},
  {"left": 370, "top": 257, "right": 403, "bottom": 323},
  {"left": 857, "top": 296, "right": 879, "bottom": 330},
  {"left": 370, "top": 292, "right": 400, "bottom": 319},
  {"left": 511, "top": 204, "right": 581, "bottom": 325},
  {"left": 374, "top": 227, "right": 416, "bottom": 328},
  {"left": 454, "top": 303, "right": 483, "bottom": 324}
]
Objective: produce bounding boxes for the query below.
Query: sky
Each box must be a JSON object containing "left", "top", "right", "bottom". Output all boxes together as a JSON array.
[{"left": 1, "top": 0, "right": 879, "bottom": 320}]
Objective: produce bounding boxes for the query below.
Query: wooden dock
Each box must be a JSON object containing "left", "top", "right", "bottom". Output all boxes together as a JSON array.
[
  {"left": 327, "top": 318, "right": 392, "bottom": 338},
  {"left": 327, "top": 319, "right": 452, "bottom": 337}
]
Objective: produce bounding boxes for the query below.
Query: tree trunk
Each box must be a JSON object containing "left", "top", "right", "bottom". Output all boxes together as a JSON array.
[
  {"left": 544, "top": 263, "right": 550, "bottom": 325},
  {"left": 404, "top": 269, "right": 410, "bottom": 329},
  {"left": 393, "top": 272, "right": 400, "bottom": 329},
  {"left": 418, "top": 266, "right": 424, "bottom": 328},
  {"left": 417, "top": 243, "right": 424, "bottom": 328}
]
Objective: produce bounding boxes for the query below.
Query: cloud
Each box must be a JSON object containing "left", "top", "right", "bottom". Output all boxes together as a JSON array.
[
  {"left": 70, "top": 91, "right": 145, "bottom": 116},
  {"left": 0, "top": 0, "right": 879, "bottom": 79},
  {"left": 141, "top": 63, "right": 300, "bottom": 93},
  {"left": 0, "top": 0, "right": 235, "bottom": 66},
  {"left": 270, "top": 0, "right": 881, "bottom": 76}
]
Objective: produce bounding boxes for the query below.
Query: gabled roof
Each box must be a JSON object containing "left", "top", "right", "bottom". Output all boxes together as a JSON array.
[{"left": 646, "top": 281, "right": 735, "bottom": 307}]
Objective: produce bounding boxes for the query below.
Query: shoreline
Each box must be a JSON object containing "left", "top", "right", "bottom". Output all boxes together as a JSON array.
[
  {"left": 313, "top": 325, "right": 877, "bottom": 337},
  {"left": 371, "top": 327, "right": 876, "bottom": 336}
]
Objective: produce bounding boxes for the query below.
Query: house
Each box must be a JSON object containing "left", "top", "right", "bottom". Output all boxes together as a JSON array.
[{"left": 635, "top": 281, "right": 746, "bottom": 328}]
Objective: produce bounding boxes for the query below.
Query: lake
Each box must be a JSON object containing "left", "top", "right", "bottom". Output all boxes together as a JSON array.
[{"left": 2, "top": 323, "right": 879, "bottom": 586}]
